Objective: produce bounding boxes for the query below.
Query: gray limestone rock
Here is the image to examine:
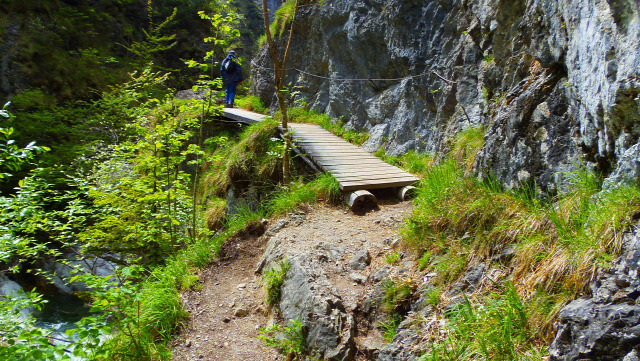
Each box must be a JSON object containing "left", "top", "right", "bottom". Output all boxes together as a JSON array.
[
  {"left": 349, "top": 250, "right": 371, "bottom": 270},
  {"left": 251, "top": 0, "right": 640, "bottom": 193},
  {"left": 549, "top": 229, "right": 640, "bottom": 360},
  {"left": 0, "top": 274, "right": 36, "bottom": 320},
  {"left": 277, "top": 257, "right": 356, "bottom": 360},
  {"left": 39, "top": 250, "right": 117, "bottom": 295},
  {"left": 603, "top": 144, "right": 640, "bottom": 190}
]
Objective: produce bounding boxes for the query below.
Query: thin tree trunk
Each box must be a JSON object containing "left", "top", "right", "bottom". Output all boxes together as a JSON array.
[{"left": 261, "top": 0, "right": 299, "bottom": 185}]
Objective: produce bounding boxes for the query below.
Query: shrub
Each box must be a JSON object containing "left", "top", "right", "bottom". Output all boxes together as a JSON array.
[
  {"left": 419, "top": 284, "right": 542, "bottom": 361},
  {"left": 264, "top": 257, "right": 291, "bottom": 307},
  {"left": 259, "top": 318, "right": 306, "bottom": 360},
  {"left": 235, "top": 95, "right": 267, "bottom": 114},
  {"left": 385, "top": 252, "right": 401, "bottom": 265},
  {"left": 379, "top": 278, "right": 416, "bottom": 342},
  {"left": 268, "top": 173, "right": 340, "bottom": 216}
]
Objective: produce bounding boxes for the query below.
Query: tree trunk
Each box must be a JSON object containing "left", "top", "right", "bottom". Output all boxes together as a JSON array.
[{"left": 261, "top": 0, "right": 299, "bottom": 185}]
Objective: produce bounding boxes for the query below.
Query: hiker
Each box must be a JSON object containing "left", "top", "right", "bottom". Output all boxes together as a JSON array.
[{"left": 220, "top": 50, "right": 243, "bottom": 108}]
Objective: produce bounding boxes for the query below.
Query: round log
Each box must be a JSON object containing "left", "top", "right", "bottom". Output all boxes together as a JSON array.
[
  {"left": 395, "top": 185, "right": 417, "bottom": 201},
  {"left": 344, "top": 190, "right": 378, "bottom": 211}
]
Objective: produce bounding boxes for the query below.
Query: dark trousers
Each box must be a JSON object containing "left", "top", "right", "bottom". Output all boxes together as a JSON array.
[{"left": 225, "top": 82, "right": 238, "bottom": 105}]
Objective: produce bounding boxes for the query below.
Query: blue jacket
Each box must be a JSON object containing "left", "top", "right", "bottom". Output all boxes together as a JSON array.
[{"left": 221, "top": 55, "right": 243, "bottom": 83}]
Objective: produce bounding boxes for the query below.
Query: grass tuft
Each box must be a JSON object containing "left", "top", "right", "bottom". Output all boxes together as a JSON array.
[
  {"left": 404, "top": 158, "right": 640, "bottom": 344},
  {"left": 264, "top": 257, "right": 291, "bottom": 307},
  {"left": 419, "top": 284, "right": 543, "bottom": 361},
  {"left": 235, "top": 95, "right": 267, "bottom": 114},
  {"left": 450, "top": 127, "right": 485, "bottom": 173},
  {"left": 268, "top": 173, "right": 340, "bottom": 216},
  {"left": 379, "top": 278, "right": 416, "bottom": 342}
]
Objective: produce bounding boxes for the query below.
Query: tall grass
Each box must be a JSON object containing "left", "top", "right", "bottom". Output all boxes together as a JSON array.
[
  {"left": 235, "top": 95, "right": 267, "bottom": 114},
  {"left": 379, "top": 278, "right": 416, "bottom": 342},
  {"left": 268, "top": 173, "right": 340, "bottom": 215},
  {"left": 403, "top": 154, "right": 640, "bottom": 341},
  {"left": 420, "top": 284, "right": 544, "bottom": 361}
]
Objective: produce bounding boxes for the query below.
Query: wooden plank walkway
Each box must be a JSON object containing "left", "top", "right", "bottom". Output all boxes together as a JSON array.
[
  {"left": 289, "top": 123, "right": 418, "bottom": 191},
  {"left": 222, "top": 108, "right": 266, "bottom": 124},
  {"left": 221, "top": 109, "right": 419, "bottom": 192}
]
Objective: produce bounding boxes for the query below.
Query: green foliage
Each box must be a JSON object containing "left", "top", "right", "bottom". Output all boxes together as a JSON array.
[
  {"left": 200, "top": 117, "right": 282, "bottom": 198},
  {"left": 264, "top": 257, "right": 291, "bottom": 307},
  {"left": 271, "top": 0, "right": 298, "bottom": 37},
  {"left": 0, "top": 3, "right": 261, "bottom": 359},
  {"left": 375, "top": 148, "right": 435, "bottom": 177},
  {"left": 385, "top": 252, "right": 401, "bottom": 265},
  {"left": 268, "top": 173, "right": 341, "bottom": 215},
  {"left": 379, "top": 278, "right": 415, "bottom": 342},
  {"left": 0, "top": 290, "right": 73, "bottom": 360},
  {"left": 195, "top": 0, "right": 242, "bottom": 72},
  {"left": 419, "top": 284, "right": 544, "bottom": 361},
  {"left": 404, "top": 154, "right": 640, "bottom": 342},
  {"left": 450, "top": 127, "right": 485, "bottom": 172},
  {"left": 418, "top": 251, "right": 430, "bottom": 271},
  {"left": 0, "top": 0, "right": 245, "bottom": 97},
  {"left": 79, "top": 97, "right": 198, "bottom": 263},
  {"left": 0, "top": 170, "right": 88, "bottom": 273},
  {"left": 259, "top": 318, "right": 306, "bottom": 360},
  {"left": 379, "top": 313, "right": 402, "bottom": 342},
  {"left": 425, "top": 287, "right": 441, "bottom": 307},
  {"left": 236, "top": 95, "right": 268, "bottom": 114},
  {"left": 0, "top": 102, "right": 50, "bottom": 181},
  {"left": 125, "top": 5, "right": 178, "bottom": 69},
  {"left": 433, "top": 251, "right": 468, "bottom": 285}
]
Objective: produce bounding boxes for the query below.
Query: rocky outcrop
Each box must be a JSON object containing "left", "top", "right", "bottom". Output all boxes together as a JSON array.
[
  {"left": 257, "top": 217, "right": 357, "bottom": 360},
  {"left": 251, "top": 0, "right": 640, "bottom": 193},
  {"left": 39, "top": 250, "right": 117, "bottom": 295},
  {"left": 549, "top": 227, "right": 640, "bottom": 360},
  {"left": 0, "top": 274, "right": 37, "bottom": 320}
]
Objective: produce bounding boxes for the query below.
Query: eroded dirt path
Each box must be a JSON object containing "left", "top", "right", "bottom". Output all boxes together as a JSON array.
[{"left": 172, "top": 198, "right": 413, "bottom": 361}]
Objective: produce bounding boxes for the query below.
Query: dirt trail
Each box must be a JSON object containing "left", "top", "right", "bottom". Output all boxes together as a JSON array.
[{"left": 172, "top": 198, "right": 413, "bottom": 360}]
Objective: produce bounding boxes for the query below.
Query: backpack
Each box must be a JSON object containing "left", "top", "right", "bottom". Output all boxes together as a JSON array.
[{"left": 225, "top": 58, "right": 237, "bottom": 73}]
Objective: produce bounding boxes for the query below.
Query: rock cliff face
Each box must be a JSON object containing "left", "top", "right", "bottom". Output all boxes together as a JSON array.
[
  {"left": 251, "top": 0, "right": 640, "bottom": 193},
  {"left": 549, "top": 228, "right": 640, "bottom": 361}
]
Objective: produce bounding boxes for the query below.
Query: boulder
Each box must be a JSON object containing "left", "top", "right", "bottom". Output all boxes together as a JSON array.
[
  {"left": 0, "top": 274, "right": 36, "bottom": 320},
  {"left": 549, "top": 229, "right": 640, "bottom": 360},
  {"left": 348, "top": 250, "right": 371, "bottom": 271}
]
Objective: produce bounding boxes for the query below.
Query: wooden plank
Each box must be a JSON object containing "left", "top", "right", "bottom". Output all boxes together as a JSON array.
[
  {"left": 298, "top": 144, "right": 364, "bottom": 150},
  {"left": 292, "top": 121, "right": 420, "bottom": 192},
  {"left": 335, "top": 174, "right": 419, "bottom": 182},
  {"left": 340, "top": 179, "right": 418, "bottom": 192},
  {"left": 307, "top": 154, "right": 377, "bottom": 159},
  {"left": 293, "top": 137, "right": 355, "bottom": 143},
  {"left": 330, "top": 169, "right": 416, "bottom": 177},
  {"left": 221, "top": 108, "right": 266, "bottom": 124},
  {"left": 341, "top": 178, "right": 418, "bottom": 188},
  {"left": 304, "top": 152, "right": 373, "bottom": 157},
  {"left": 295, "top": 141, "right": 362, "bottom": 146},
  {"left": 322, "top": 163, "right": 401, "bottom": 171},
  {"left": 316, "top": 161, "right": 390, "bottom": 167}
]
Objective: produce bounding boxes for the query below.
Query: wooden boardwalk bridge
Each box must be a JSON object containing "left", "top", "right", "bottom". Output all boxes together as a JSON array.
[{"left": 221, "top": 108, "right": 418, "bottom": 209}]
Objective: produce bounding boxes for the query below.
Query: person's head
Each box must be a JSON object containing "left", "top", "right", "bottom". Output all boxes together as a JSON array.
[{"left": 228, "top": 50, "right": 236, "bottom": 57}]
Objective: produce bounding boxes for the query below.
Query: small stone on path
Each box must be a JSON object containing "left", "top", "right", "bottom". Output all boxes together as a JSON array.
[{"left": 234, "top": 308, "right": 248, "bottom": 318}]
